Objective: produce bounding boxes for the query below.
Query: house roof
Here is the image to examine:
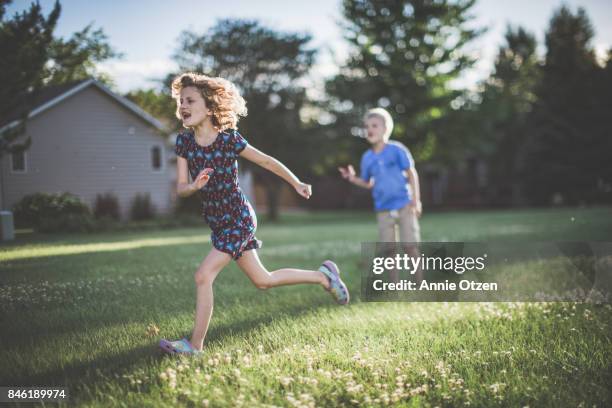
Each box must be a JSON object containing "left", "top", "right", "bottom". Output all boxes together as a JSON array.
[{"left": 0, "top": 78, "right": 166, "bottom": 133}]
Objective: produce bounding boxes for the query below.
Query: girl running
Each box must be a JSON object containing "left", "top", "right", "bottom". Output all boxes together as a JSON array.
[{"left": 159, "top": 72, "right": 349, "bottom": 355}]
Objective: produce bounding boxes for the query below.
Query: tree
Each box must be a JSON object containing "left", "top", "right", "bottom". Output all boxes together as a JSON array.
[
  {"left": 0, "top": 0, "right": 120, "bottom": 158},
  {"left": 125, "top": 89, "right": 176, "bottom": 130},
  {"left": 0, "top": 0, "right": 60, "bottom": 157},
  {"left": 43, "top": 23, "right": 120, "bottom": 86},
  {"left": 326, "top": 0, "right": 484, "bottom": 166},
  {"left": 595, "top": 50, "right": 612, "bottom": 201},
  {"left": 474, "top": 26, "right": 540, "bottom": 205},
  {"left": 523, "top": 6, "right": 611, "bottom": 204},
  {"left": 169, "top": 19, "right": 317, "bottom": 220}
]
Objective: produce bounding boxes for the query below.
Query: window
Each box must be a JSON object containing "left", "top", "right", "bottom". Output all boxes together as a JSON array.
[
  {"left": 151, "top": 145, "right": 162, "bottom": 171},
  {"left": 11, "top": 150, "right": 26, "bottom": 172}
]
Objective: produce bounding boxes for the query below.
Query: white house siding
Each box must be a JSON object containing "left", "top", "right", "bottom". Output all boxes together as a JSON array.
[{"left": 0, "top": 85, "right": 172, "bottom": 221}]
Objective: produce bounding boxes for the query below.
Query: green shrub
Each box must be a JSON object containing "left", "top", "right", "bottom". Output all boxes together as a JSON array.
[
  {"left": 39, "top": 213, "right": 96, "bottom": 233},
  {"left": 92, "top": 215, "right": 122, "bottom": 231},
  {"left": 174, "top": 194, "right": 203, "bottom": 215},
  {"left": 12, "top": 192, "right": 94, "bottom": 232},
  {"left": 130, "top": 193, "right": 155, "bottom": 221},
  {"left": 94, "top": 192, "right": 121, "bottom": 220}
]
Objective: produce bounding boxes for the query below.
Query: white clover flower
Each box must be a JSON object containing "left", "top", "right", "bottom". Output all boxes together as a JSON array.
[{"left": 280, "top": 376, "right": 293, "bottom": 386}]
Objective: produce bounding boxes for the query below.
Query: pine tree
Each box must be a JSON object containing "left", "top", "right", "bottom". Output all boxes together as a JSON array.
[
  {"left": 476, "top": 26, "right": 540, "bottom": 205},
  {"left": 0, "top": 0, "right": 60, "bottom": 156},
  {"left": 524, "top": 6, "right": 610, "bottom": 204},
  {"left": 326, "top": 0, "right": 483, "bottom": 162},
  {"left": 0, "top": 0, "right": 119, "bottom": 157}
]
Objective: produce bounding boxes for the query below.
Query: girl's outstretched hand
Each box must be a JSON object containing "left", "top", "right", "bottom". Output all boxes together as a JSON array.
[
  {"left": 294, "top": 182, "right": 312, "bottom": 199},
  {"left": 192, "top": 168, "right": 214, "bottom": 190}
]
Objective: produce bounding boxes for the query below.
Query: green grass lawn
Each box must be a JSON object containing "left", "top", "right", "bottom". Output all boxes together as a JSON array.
[{"left": 1, "top": 207, "right": 611, "bottom": 407}]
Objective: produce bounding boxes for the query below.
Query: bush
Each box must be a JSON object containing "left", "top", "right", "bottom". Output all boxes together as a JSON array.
[
  {"left": 174, "top": 194, "right": 203, "bottom": 215},
  {"left": 130, "top": 193, "right": 155, "bottom": 221},
  {"left": 39, "top": 213, "right": 96, "bottom": 233},
  {"left": 12, "top": 192, "right": 94, "bottom": 232},
  {"left": 94, "top": 192, "right": 121, "bottom": 220},
  {"left": 12, "top": 193, "right": 45, "bottom": 228},
  {"left": 92, "top": 215, "right": 122, "bottom": 232}
]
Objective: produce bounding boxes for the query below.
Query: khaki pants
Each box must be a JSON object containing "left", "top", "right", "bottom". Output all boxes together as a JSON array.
[
  {"left": 376, "top": 204, "right": 422, "bottom": 283},
  {"left": 376, "top": 204, "right": 421, "bottom": 243}
]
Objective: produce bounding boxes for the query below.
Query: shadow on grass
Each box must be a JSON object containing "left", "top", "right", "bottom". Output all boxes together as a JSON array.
[
  {"left": 0, "top": 267, "right": 363, "bottom": 353},
  {"left": 1, "top": 293, "right": 339, "bottom": 396}
]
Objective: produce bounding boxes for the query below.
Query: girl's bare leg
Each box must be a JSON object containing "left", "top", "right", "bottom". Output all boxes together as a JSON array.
[
  {"left": 236, "top": 249, "right": 331, "bottom": 290},
  {"left": 190, "top": 248, "right": 232, "bottom": 351}
]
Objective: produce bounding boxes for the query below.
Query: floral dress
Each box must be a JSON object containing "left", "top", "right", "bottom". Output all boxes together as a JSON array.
[{"left": 175, "top": 128, "right": 262, "bottom": 260}]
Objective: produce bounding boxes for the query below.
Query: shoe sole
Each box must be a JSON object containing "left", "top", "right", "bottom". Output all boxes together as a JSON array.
[
  {"left": 159, "top": 339, "right": 179, "bottom": 354},
  {"left": 159, "top": 339, "right": 204, "bottom": 356},
  {"left": 322, "top": 260, "right": 350, "bottom": 305}
]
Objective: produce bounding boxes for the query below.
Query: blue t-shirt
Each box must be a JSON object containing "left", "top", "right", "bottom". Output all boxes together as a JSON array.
[{"left": 360, "top": 141, "right": 414, "bottom": 211}]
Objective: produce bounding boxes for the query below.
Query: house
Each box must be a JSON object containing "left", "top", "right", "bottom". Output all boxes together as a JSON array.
[{"left": 0, "top": 79, "right": 174, "bottom": 221}]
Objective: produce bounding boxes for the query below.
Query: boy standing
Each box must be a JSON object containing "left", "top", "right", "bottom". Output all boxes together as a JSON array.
[{"left": 339, "top": 108, "right": 422, "bottom": 282}]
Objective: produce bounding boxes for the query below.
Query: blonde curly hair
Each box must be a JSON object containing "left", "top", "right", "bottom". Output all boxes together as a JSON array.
[{"left": 171, "top": 72, "right": 247, "bottom": 131}]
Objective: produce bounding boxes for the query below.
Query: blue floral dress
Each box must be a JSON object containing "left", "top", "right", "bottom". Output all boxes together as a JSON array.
[{"left": 175, "top": 128, "right": 262, "bottom": 260}]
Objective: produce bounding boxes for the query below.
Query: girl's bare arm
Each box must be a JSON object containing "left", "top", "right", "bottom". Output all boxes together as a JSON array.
[
  {"left": 239, "top": 144, "right": 311, "bottom": 199},
  {"left": 176, "top": 157, "right": 212, "bottom": 197}
]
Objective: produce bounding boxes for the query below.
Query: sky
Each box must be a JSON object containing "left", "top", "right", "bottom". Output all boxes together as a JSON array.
[{"left": 6, "top": 0, "right": 612, "bottom": 93}]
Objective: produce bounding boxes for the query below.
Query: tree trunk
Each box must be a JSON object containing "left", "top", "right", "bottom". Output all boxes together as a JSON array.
[{"left": 265, "top": 180, "right": 281, "bottom": 221}]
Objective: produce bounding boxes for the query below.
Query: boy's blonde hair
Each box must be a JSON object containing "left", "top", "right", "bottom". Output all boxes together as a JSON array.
[
  {"left": 364, "top": 107, "right": 394, "bottom": 141},
  {"left": 171, "top": 72, "right": 247, "bottom": 131}
]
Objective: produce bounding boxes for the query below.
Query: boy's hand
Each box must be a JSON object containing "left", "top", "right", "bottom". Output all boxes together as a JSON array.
[
  {"left": 338, "top": 165, "right": 356, "bottom": 181},
  {"left": 294, "top": 181, "right": 312, "bottom": 199},
  {"left": 409, "top": 200, "right": 423, "bottom": 218}
]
